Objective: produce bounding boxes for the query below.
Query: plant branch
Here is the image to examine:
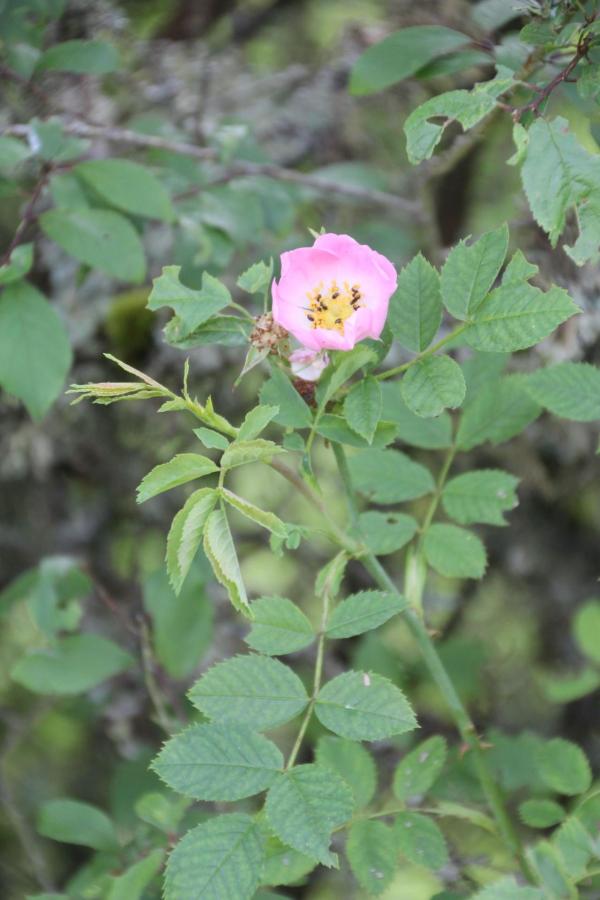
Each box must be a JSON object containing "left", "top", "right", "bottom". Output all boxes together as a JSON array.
[
  {"left": 512, "top": 31, "right": 592, "bottom": 122},
  {"left": 0, "top": 166, "right": 50, "bottom": 266},
  {"left": 376, "top": 323, "right": 469, "bottom": 382}
]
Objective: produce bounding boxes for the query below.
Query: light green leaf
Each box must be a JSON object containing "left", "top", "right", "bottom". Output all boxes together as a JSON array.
[
  {"left": 106, "top": 848, "right": 164, "bottom": 900},
  {"left": 0, "top": 243, "right": 34, "bottom": 285},
  {"left": 539, "top": 667, "right": 600, "bottom": 704},
  {"left": 343, "top": 376, "right": 382, "bottom": 443},
  {"left": 37, "top": 799, "right": 118, "bottom": 850},
  {"left": 31, "top": 119, "right": 88, "bottom": 163},
  {"left": 143, "top": 566, "right": 213, "bottom": 679},
  {"left": 356, "top": 511, "right": 418, "bottom": 555},
  {"left": 137, "top": 453, "right": 218, "bottom": 504},
  {"left": 11, "top": 633, "right": 133, "bottom": 694},
  {"left": 188, "top": 654, "right": 309, "bottom": 730},
  {"left": 326, "top": 591, "right": 407, "bottom": 639},
  {"left": 316, "top": 414, "right": 397, "bottom": 448},
  {"left": 259, "top": 368, "right": 312, "bottom": 428},
  {"left": 237, "top": 259, "right": 273, "bottom": 294},
  {"left": 221, "top": 439, "right": 284, "bottom": 470},
  {"left": 350, "top": 25, "right": 469, "bottom": 95},
  {"left": 501, "top": 249, "right": 539, "bottom": 286},
  {"left": 0, "top": 136, "right": 31, "bottom": 173},
  {"left": 244, "top": 596, "right": 314, "bottom": 656},
  {"left": 394, "top": 812, "right": 448, "bottom": 870},
  {"left": 472, "top": 876, "right": 545, "bottom": 899},
  {"left": 440, "top": 224, "right": 509, "bottom": 319},
  {"left": 523, "top": 362, "right": 600, "bottom": 421},
  {"left": 221, "top": 488, "right": 288, "bottom": 538},
  {"left": 442, "top": 469, "right": 519, "bottom": 526},
  {"left": 457, "top": 375, "right": 540, "bottom": 450},
  {"left": 265, "top": 764, "right": 353, "bottom": 866},
  {"left": 165, "top": 488, "right": 218, "bottom": 593},
  {"left": 148, "top": 267, "right": 231, "bottom": 335},
  {"left": 553, "top": 816, "right": 594, "bottom": 880},
  {"left": 152, "top": 722, "right": 283, "bottom": 801},
  {"left": 193, "top": 427, "right": 230, "bottom": 450},
  {"left": 393, "top": 735, "right": 447, "bottom": 801},
  {"left": 164, "top": 814, "right": 264, "bottom": 900},
  {"left": 36, "top": 39, "right": 119, "bottom": 74},
  {"left": 536, "top": 738, "right": 592, "bottom": 796},
  {"left": 573, "top": 600, "right": 600, "bottom": 664},
  {"left": 388, "top": 253, "right": 441, "bottom": 352},
  {"left": 347, "top": 820, "right": 397, "bottom": 895},
  {"left": 424, "top": 524, "right": 487, "bottom": 579},
  {"left": 315, "top": 736, "right": 377, "bottom": 809},
  {"left": 40, "top": 208, "right": 146, "bottom": 282},
  {"left": 75, "top": 159, "right": 174, "bottom": 221},
  {"left": 381, "top": 383, "right": 452, "bottom": 449},
  {"left": 519, "top": 799, "right": 565, "bottom": 829},
  {"left": 238, "top": 405, "right": 279, "bottom": 441},
  {"left": 465, "top": 284, "right": 579, "bottom": 352},
  {"left": 401, "top": 355, "right": 466, "bottom": 418},
  {"left": 315, "top": 670, "right": 417, "bottom": 740},
  {"left": 527, "top": 840, "right": 573, "bottom": 898},
  {"left": 0, "top": 281, "right": 71, "bottom": 419},
  {"left": 165, "top": 314, "right": 251, "bottom": 349},
  {"left": 348, "top": 448, "right": 434, "bottom": 503},
  {"left": 203, "top": 507, "right": 249, "bottom": 616},
  {"left": 261, "top": 830, "right": 316, "bottom": 887}
]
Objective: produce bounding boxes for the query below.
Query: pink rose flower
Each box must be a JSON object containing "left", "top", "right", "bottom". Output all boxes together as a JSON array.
[
  {"left": 272, "top": 233, "right": 397, "bottom": 351},
  {"left": 289, "top": 348, "right": 330, "bottom": 381}
]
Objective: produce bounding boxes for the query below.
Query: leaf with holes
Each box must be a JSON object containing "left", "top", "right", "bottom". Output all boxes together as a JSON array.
[
  {"left": 315, "top": 671, "right": 417, "bottom": 740},
  {"left": 356, "top": 511, "right": 418, "bottom": 555},
  {"left": 148, "top": 267, "right": 231, "bottom": 336},
  {"left": 441, "top": 224, "right": 509, "bottom": 319}
]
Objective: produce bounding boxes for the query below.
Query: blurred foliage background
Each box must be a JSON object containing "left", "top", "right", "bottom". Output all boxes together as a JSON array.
[{"left": 1, "top": 0, "right": 600, "bottom": 897}]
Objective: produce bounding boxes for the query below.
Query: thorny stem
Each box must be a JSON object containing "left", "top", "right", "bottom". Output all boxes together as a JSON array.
[{"left": 375, "top": 324, "right": 468, "bottom": 382}]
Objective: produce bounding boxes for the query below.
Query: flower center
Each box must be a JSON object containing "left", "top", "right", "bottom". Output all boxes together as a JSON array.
[{"left": 305, "top": 280, "right": 363, "bottom": 333}]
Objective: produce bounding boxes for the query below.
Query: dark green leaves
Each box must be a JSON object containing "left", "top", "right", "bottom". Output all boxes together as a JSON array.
[
  {"left": 343, "top": 377, "right": 382, "bottom": 443},
  {"left": 393, "top": 735, "right": 447, "bottom": 801},
  {"left": 348, "top": 448, "right": 434, "bottom": 503},
  {"left": 388, "top": 253, "right": 442, "bottom": 352},
  {"left": 74, "top": 159, "right": 174, "bottom": 221},
  {"left": 188, "top": 654, "right": 309, "bottom": 730},
  {"left": 357, "top": 511, "right": 418, "bottom": 555},
  {"left": 523, "top": 363, "right": 600, "bottom": 421},
  {"left": 148, "top": 267, "right": 231, "bottom": 335},
  {"left": 137, "top": 454, "right": 218, "bottom": 503},
  {"left": 12, "top": 634, "right": 133, "bottom": 694},
  {"left": 37, "top": 798, "right": 119, "bottom": 850},
  {"left": 165, "top": 815, "right": 263, "bottom": 900},
  {"left": 394, "top": 812, "right": 449, "bottom": 870},
  {"left": 424, "top": 524, "right": 487, "bottom": 579},
  {"left": 401, "top": 356, "right": 466, "bottom": 418},
  {"left": 0, "top": 282, "right": 71, "bottom": 419},
  {"left": 537, "top": 739, "right": 592, "bottom": 796},
  {"left": 40, "top": 208, "right": 146, "bottom": 282},
  {"left": 457, "top": 376, "right": 540, "bottom": 450},
  {"left": 265, "top": 764, "right": 353, "bottom": 866},
  {"left": 244, "top": 596, "right": 314, "bottom": 656},
  {"left": 326, "top": 591, "right": 407, "bottom": 639},
  {"left": 519, "top": 799, "right": 565, "bottom": 829},
  {"left": 260, "top": 368, "right": 312, "bottom": 428},
  {"left": 347, "top": 820, "right": 397, "bottom": 895},
  {"left": 350, "top": 25, "right": 469, "bottom": 95},
  {"left": 441, "top": 225, "right": 509, "bottom": 319},
  {"left": 442, "top": 470, "right": 519, "bottom": 526},
  {"left": 36, "top": 39, "right": 119, "bottom": 74},
  {"left": 152, "top": 723, "right": 282, "bottom": 800},
  {"left": 315, "top": 671, "right": 417, "bottom": 740}
]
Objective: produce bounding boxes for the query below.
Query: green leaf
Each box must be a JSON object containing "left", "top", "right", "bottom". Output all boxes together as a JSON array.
[
  {"left": 315, "top": 736, "right": 377, "bottom": 808},
  {"left": 347, "top": 820, "right": 397, "bottom": 895},
  {"left": 539, "top": 667, "right": 600, "bottom": 704},
  {"left": 356, "top": 511, "right": 418, "bottom": 555},
  {"left": 317, "top": 345, "right": 376, "bottom": 410},
  {"left": 261, "top": 831, "right": 316, "bottom": 887},
  {"left": 388, "top": 253, "right": 442, "bottom": 352},
  {"left": 244, "top": 596, "right": 314, "bottom": 656},
  {"left": 326, "top": 591, "right": 407, "bottom": 639},
  {"left": 0, "top": 281, "right": 71, "bottom": 419},
  {"left": 193, "top": 427, "right": 230, "bottom": 450},
  {"left": 523, "top": 362, "right": 600, "bottom": 422},
  {"left": 152, "top": 722, "right": 282, "bottom": 801},
  {"left": 39, "top": 208, "right": 146, "bottom": 283},
  {"left": 350, "top": 25, "right": 469, "bottom": 95},
  {"left": 519, "top": 799, "right": 565, "bottom": 829},
  {"left": 348, "top": 448, "right": 434, "bottom": 504},
  {"left": 0, "top": 136, "right": 30, "bottom": 174},
  {"left": 536, "top": 738, "right": 592, "bottom": 796},
  {"left": 259, "top": 368, "right": 312, "bottom": 428},
  {"left": 0, "top": 243, "right": 34, "bottom": 285},
  {"left": 394, "top": 812, "right": 448, "bottom": 870},
  {"left": 37, "top": 799, "right": 118, "bottom": 850},
  {"left": 457, "top": 375, "right": 540, "bottom": 450},
  {"left": 315, "top": 670, "right": 417, "bottom": 740},
  {"left": 265, "top": 764, "right": 353, "bottom": 866},
  {"left": 164, "top": 814, "right": 264, "bottom": 900},
  {"left": 106, "top": 848, "right": 164, "bottom": 900},
  {"left": 527, "top": 840, "right": 573, "bottom": 898},
  {"left": 401, "top": 356, "right": 466, "bottom": 418},
  {"left": 137, "top": 454, "right": 218, "bottom": 504},
  {"left": 404, "top": 69, "right": 513, "bottom": 164},
  {"left": 11, "top": 633, "right": 133, "bottom": 694},
  {"left": 148, "top": 267, "right": 231, "bottom": 335},
  {"left": 237, "top": 259, "right": 273, "bottom": 294},
  {"left": 165, "top": 488, "right": 218, "bottom": 593},
  {"left": 143, "top": 566, "right": 213, "bottom": 679},
  {"left": 188, "top": 654, "right": 309, "bottom": 730},
  {"left": 221, "top": 439, "right": 284, "bottom": 470},
  {"left": 238, "top": 405, "right": 279, "bottom": 441},
  {"left": 203, "top": 507, "right": 249, "bottom": 616},
  {"left": 36, "top": 39, "right": 119, "bottom": 74},
  {"left": 424, "top": 524, "right": 487, "bottom": 579},
  {"left": 440, "top": 225, "right": 509, "bottom": 319},
  {"left": 553, "top": 816, "right": 594, "bottom": 880},
  {"left": 381, "top": 383, "right": 452, "bottom": 449},
  {"left": 316, "top": 414, "right": 397, "bottom": 448},
  {"left": 442, "top": 469, "right": 519, "bottom": 526},
  {"left": 465, "top": 283, "right": 579, "bottom": 352},
  {"left": 393, "top": 735, "right": 448, "bottom": 801},
  {"left": 221, "top": 489, "right": 288, "bottom": 539},
  {"left": 573, "top": 600, "right": 600, "bottom": 664},
  {"left": 75, "top": 159, "right": 174, "bottom": 222},
  {"left": 165, "top": 314, "right": 251, "bottom": 349},
  {"left": 343, "top": 377, "right": 382, "bottom": 443},
  {"left": 472, "top": 876, "right": 545, "bottom": 899}
]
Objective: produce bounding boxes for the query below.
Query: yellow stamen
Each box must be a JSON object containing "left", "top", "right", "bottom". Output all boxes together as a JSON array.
[{"left": 305, "top": 280, "right": 362, "bottom": 332}]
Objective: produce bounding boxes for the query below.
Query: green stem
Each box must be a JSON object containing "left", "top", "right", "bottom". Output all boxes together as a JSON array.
[{"left": 376, "top": 323, "right": 468, "bottom": 382}]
